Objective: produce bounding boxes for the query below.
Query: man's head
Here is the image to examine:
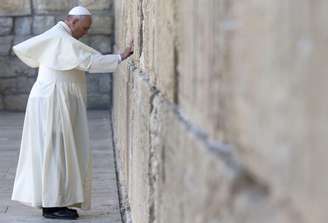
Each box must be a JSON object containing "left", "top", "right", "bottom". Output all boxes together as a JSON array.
[
  {"left": 65, "top": 6, "right": 92, "bottom": 39},
  {"left": 65, "top": 15, "right": 92, "bottom": 39}
]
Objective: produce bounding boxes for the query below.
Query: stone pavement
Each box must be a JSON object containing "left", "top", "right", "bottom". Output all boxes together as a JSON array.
[{"left": 0, "top": 110, "right": 122, "bottom": 223}]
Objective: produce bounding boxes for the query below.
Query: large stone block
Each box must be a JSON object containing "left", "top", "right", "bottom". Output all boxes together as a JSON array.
[
  {"left": 175, "top": 0, "right": 224, "bottom": 142},
  {"left": 32, "top": 16, "right": 56, "bottom": 35},
  {"left": 86, "top": 74, "right": 99, "bottom": 92},
  {"left": 0, "top": 57, "right": 36, "bottom": 77},
  {"left": 0, "top": 0, "right": 31, "bottom": 16},
  {"left": 87, "top": 93, "right": 110, "bottom": 109},
  {"left": 151, "top": 101, "right": 231, "bottom": 223},
  {"left": 0, "top": 97, "right": 3, "bottom": 110},
  {"left": 126, "top": 72, "right": 154, "bottom": 223},
  {"left": 0, "top": 78, "right": 16, "bottom": 95},
  {"left": 153, "top": 0, "right": 176, "bottom": 101},
  {"left": 112, "top": 63, "right": 130, "bottom": 188},
  {"left": 0, "top": 18, "right": 13, "bottom": 35},
  {"left": 89, "top": 15, "right": 113, "bottom": 34},
  {"left": 32, "top": 0, "right": 75, "bottom": 13},
  {"left": 98, "top": 74, "right": 111, "bottom": 93},
  {"left": 79, "top": 0, "right": 112, "bottom": 10},
  {"left": 81, "top": 35, "right": 112, "bottom": 53},
  {"left": 224, "top": 2, "right": 328, "bottom": 222},
  {"left": 3, "top": 94, "right": 28, "bottom": 111},
  {"left": 88, "top": 35, "right": 112, "bottom": 53},
  {"left": 156, "top": 98, "right": 299, "bottom": 223},
  {"left": 0, "top": 36, "right": 13, "bottom": 56},
  {"left": 14, "top": 17, "right": 32, "bottom": 35},
  {"left": 54, "top": 14, "right": 67, "bottom": 24},
  {"left": 16, "top": 76, "right": 36, "bottom": 94},
  {"left": 87, "top": 73, "right": 111, "bottom": 93},
  {"left": 13, "top": 35, "right": 32, "bottom": 46}
]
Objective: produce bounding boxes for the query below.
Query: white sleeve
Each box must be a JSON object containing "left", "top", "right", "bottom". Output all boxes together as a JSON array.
[{"left": 82, "top": 54, "right": 121, "bottom": 73}]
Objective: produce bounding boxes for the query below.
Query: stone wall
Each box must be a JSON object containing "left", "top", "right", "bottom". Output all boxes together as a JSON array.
[
  {"left": 0, "top": 0, "right": 114, "bottom": 111},
  {"left": 112, "top": 0, "right": 328, "bottom": 223}
]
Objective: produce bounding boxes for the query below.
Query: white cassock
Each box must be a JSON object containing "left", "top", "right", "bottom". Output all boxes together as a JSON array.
[{"left": 11, "top": 21, "right": 120, "bottom": 210}]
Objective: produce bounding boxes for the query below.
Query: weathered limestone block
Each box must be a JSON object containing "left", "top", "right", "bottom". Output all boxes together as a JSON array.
[
  {"left": 135, "top": 0, "right": 156, "bottom": 85},
  {"left": 55, "top": 14, "right": 67, "bottom": 24},
  {"left": 32, "top": 16, "right": 56, "bottom": 35},
  {"left": 88, "top": 35, "right": 112, "bottom": 53},
  {"left": 16, "top": 76, "right": 36, "bottom": 94},
  {"left": 0, "top": 97, "right": 3, "bottom": 110},
  {"left": 0, "top": 0, "right": 31, "bottom": 16},
  {"left": 0, "top": 78, "right": 16, "bottom": 95},
  {"left": 98, "top": 74, "right": 111, "bottom": 93},
  {"left": 0, "top": 57, "right": 36, "bottom": 77},
  {"left": 3, "top": 94, "right": 28, "bottom": 111},
  {"left": 88, "top": 15, "right": 113, "bottom": 34},
  {"left": 79, "top": 0, "right": 112, "bottom": 10},
  {"left": 0, "top": 36, "right": 13, "bottom": 56},
  {"left": 13, "top": 35, "right": 33, "bottom": 46},
  {"left": 112, "top": 64, "right": 130, "bottom": 187},
  {"left": 162, "top": 117, "right": 294, "bottom": 223},
  {"left": 225, "top": 0, "right": 292, "bottom": 196},
  {"left": 153, "top": 0, "right": 176, "bottom": 101},
  {"left": 87, "top": 94, "right": 110, "bottom": 109},
  {"left": 149, "top": 94, "right": 223, "bottom": 223},
  {"left": 126, "top": 72, "right": 153, "bottom": 223},
  {"left": 86, "top": 73, "right": 111, "bottom": 94},
  {"left": 86, "top": 74, "right": 99, "bottom": 92},
  {"left": 0, "top": 17, "right": 13, "bottom": 35},
  {"left": 32, "top": 0, "right": 75, "bottom": 13},
  {"left": 14, "top": 17, "right": 32, "bottom": 35},
  {"left": 176, "top": 0, "right": 224, "bottom": 142},
  {"left": 152, "top": 103, "right": 233, "bottom": 223},
  {"left": 225, "top": 2, "right": 328, "bottom": 222},
  {"left": 81, "top": 35, "right": 112, "bottom": 53}
]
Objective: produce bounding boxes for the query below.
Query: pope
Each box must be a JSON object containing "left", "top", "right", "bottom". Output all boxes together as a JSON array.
[{"left": 11, "top": 6, "right": 133, "bottom": 220}]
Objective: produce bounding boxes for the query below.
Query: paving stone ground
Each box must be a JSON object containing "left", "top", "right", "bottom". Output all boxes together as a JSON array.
[{"left": 0, "top": 110, "right": 122, "bottom": 223}]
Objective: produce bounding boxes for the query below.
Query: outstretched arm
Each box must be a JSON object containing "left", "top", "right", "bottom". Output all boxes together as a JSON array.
[
  {"left": 87, "top": 40, "right": 134, "bottom": 73},
  {"left": 87, "top": 54, "right": 121, "bottom": 73}
]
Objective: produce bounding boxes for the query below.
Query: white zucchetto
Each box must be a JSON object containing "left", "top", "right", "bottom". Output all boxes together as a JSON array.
[{"left": 68, "top": 6, "right": 92, "bottom": 16}]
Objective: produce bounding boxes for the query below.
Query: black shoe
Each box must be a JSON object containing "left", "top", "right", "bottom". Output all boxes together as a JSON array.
[
  {"left": 62, "top": 207, "right": 79, "bottom": 217},
  {"left": 42, "top": 207, "right": 78, "bottom": 220},
  {"left": 42, "top": 207, "right": 79, "bottom": 216}
]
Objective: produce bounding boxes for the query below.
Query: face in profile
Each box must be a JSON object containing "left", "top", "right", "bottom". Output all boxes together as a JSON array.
[{"left": 69, "top": 15, "right": 92, "bottom": 39}]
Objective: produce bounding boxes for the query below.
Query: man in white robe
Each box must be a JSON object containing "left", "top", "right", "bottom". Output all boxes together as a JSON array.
[{"left": 11, "top": 6, "right": 133, "bottom": 220}]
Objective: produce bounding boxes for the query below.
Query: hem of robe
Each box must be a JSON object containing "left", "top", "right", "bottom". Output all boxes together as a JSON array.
[{"left": 11, "top": 198, "right": 91, "bottom": 210}]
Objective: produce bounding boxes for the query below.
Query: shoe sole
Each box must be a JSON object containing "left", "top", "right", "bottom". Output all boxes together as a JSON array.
[{"left": 43, "top": 214, "right": 78, "bottom": 220}]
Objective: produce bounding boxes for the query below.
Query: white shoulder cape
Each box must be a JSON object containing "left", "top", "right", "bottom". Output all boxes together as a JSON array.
[{"left": 13, "top": 22, "right": 100, "bottom": 70}]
